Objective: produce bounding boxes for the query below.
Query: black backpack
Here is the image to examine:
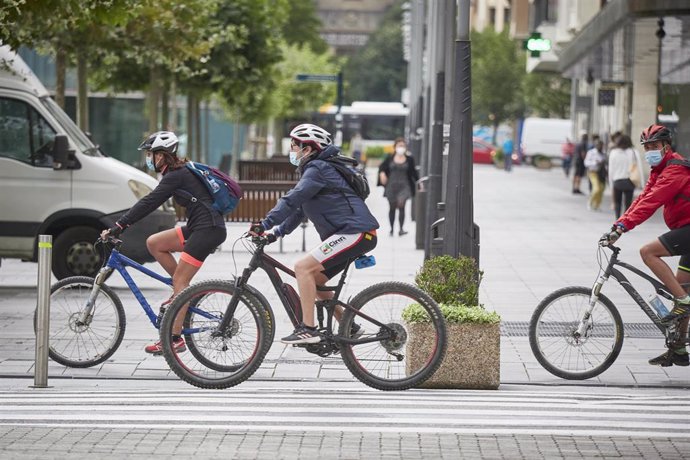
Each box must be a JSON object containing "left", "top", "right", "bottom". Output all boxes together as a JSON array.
[{"left": 319, "top": 155, "right": 370, "bottom": 200}]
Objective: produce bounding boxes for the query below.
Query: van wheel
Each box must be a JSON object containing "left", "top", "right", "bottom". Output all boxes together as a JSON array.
[{"left": 52, "top": 226, "right": 102, "bottom": 280}]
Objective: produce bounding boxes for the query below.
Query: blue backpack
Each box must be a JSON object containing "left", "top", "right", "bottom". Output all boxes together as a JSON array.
[{"left": 184, "top": 162, "right": 242, "bottom": 216}]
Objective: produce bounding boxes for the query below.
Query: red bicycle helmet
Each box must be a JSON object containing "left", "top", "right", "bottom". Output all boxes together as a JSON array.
[{"left": 640, "top": 124, "right": 672, "bottom": 145}]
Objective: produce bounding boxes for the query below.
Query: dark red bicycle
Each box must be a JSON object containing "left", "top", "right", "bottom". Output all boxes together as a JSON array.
[{"left": 159, "top": 234, "right": 447, "bottom": 391}]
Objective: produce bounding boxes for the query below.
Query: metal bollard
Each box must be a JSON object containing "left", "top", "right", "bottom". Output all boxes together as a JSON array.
[{"left": 33, "top": 234, "right": 52, "bottom": 388}]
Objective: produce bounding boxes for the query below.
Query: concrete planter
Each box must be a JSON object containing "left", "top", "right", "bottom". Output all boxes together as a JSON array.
[{"left": 406, "top": 322, "right": 500, "bottom": 389}]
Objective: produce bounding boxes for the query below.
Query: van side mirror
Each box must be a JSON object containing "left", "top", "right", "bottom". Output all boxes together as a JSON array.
[{"left": 52, "top": 134, "right": 70, "bottom": 170}]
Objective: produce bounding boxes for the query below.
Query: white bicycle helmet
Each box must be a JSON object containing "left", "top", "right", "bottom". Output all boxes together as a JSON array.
[
  {"left": 290, "top": 123, "right": 332, "bottom": 151},
  {"left": 138, "top": 131, "right": 179, "bottom": 155}
]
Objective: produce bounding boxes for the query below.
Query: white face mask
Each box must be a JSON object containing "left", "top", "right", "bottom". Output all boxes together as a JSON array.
[
  {"left": 289, "top": 147, "right": 304, "bottom": 166},
  {"left": 395, "top": 146, "right": 406, "bottom": 156}
]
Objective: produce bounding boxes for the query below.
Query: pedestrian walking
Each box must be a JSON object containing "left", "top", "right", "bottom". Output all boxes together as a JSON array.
[
  {"left": 377, "top": 138, "right": 419, "bottom": 236},
  {"left": 584, "top": 139, "right": 606, "bottom": 211},
  {"left": 608, "top": 134, "right": 637, "bottom": 218},
  {"left": 572, "top": 133, "right": 588, "bottom": 194},
  {"left": 561, "top": 137, "right": 575, "bottom": 178},
  {"left": 502, "top": 138, "right": 514, "bottom": 172}
]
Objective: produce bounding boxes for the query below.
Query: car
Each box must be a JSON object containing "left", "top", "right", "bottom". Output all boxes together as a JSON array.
[{"left": 472, "top": 138, "right": 497, "bottom": 164}]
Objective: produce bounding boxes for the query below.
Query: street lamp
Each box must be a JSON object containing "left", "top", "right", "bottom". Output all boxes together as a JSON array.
[{"left": 656, "top": 18, "right": 665, "bottom": 124}]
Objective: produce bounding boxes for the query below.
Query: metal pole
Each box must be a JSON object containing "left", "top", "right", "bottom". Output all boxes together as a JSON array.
[
  {"left": 444, "top": 0, "right": 478, "bottom": 259},
  {"left": 33, "top": 234, "right": 52, "bottom": 388},
  {"left": 334, "top": 71, "right": 344, "bottom": 147}
]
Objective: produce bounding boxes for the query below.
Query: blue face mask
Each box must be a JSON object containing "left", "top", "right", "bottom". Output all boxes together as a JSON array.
[
  {"left": 645, "top": 149, "right": 663, "bottom": 167},
  {"left": 289, "top": 148, "right": 304, "bottom": 166},
  {"left": 145, "top": 155, "right": 155, "bottom": 171}
]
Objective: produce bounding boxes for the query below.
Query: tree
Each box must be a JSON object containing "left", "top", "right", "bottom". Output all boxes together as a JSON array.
[
  {"left": 343, "top": 2, "right": 407, "bottom": 103},
  {"left": 522, "top": 71, "right": 571, "bottom": 118},
  {"left": 471, "top": 29, "right": 524, "bottom": 144},
  {"left": 282, "top": 0, "right": 328, "bottom": 55}
]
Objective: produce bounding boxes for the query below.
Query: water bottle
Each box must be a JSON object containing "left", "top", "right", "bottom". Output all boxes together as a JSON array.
[{"left": 648, "top": 294, "right": 670, "bottom": 318}]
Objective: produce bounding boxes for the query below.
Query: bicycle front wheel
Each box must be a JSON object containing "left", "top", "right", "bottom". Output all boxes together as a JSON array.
[
  {"left": 529, "top": 286, "right": 624, "bottom": 380},
  {"left": 35, "top": 276, "right": 125, "bottom": 368},
  {"left": 339, "top": 282, "right": 447, "bottom": 391},
  {"left": 160, "top": 280, "right": 272, "bottom": 389}
]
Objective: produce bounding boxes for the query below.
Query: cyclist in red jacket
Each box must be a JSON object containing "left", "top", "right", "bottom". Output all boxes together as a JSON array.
[{"left": 601, "top": 124, "right": 690, "bottom": 367}]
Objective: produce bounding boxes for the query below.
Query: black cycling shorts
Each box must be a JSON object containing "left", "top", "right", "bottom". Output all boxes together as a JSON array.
[
  {"left": 658, "top": 225, "right": 690, "bottom": 273},
  {"left": 176, "top": 225, "right": 227, "bottom": 267},
  {"left": 309, "top": 230, "right": 378, "bottom": 279}
]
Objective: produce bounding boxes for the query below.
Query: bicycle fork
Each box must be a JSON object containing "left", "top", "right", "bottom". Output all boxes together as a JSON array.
[
  {"left": 574, "top": 273, "right": 610, "bottom": 339},
  {"left": 76, "top": 266, "right": 113, "bottom": 326}
]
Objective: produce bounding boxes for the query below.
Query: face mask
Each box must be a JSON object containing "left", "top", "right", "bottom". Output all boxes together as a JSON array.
[
  {"left": 145, "top": 155, "right": 155, "bottom": 171},
  {"left": 395, "top": 146, "right": 406, "bottom": 156},
  {"left": 645, "top": 149, "right": 663, "bottom": 166},
  {"left": 289, "top": 148, "right": 304, "bottom": 166}
]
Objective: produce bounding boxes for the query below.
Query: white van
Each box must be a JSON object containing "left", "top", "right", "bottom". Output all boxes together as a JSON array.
[
  {"left": 0, "top": 46, "right": 176, "bottom": 279},
  {"left": 520, "top": 117, "right": 573, "bottom": 163}
]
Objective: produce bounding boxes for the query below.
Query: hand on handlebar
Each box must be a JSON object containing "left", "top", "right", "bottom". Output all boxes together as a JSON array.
[
  {"left": 100, "top": 224, "right": 123, "bottom": 241},
  {"left": 248, "top": 221, "right": 265, "bottom": 237},
  {"left": 599, "top": 225, "right": 622, "bottom": 246}
]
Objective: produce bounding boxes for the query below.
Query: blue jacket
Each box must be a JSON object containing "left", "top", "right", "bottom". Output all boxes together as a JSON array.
[{"left": 262, "top": 146, "right": 379, "bottom": 240}]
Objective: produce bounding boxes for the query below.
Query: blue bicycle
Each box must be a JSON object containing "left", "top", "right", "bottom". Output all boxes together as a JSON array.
[{"left": 38, "top": 236, "right": 266, "bottom": 368}]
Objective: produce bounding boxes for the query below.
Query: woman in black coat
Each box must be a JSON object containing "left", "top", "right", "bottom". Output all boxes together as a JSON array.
[{"left": 377, "top": 138, "right": 419, "bottom": 236}]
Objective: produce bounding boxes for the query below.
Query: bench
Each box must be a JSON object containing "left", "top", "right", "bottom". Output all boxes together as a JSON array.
[{"left": 238, "top": 158, "right": 300, "bottom": 182}]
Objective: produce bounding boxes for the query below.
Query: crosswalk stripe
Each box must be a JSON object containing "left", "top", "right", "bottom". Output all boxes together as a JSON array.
[{"left": 1, "top": 388, "right": 688, "bottom": 438}]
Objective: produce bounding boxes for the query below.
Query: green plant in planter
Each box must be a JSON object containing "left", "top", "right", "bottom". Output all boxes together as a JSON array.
[
  {"left": 405, "top": 255, "right": 501, "bottom": 389},
  {"left": 405, "top": 255, "right": 500, "bottom": 323},
  {"left": 403, "top": 303, "right": 500, "bottom": 324},
  {"left": 364, "top": 146, "right": 386, "bottom": 160}
]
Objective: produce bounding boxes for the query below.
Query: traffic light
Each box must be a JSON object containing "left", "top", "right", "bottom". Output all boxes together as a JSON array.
[{"left": 523, "top": 32, "right": 551, "bottom": 58}]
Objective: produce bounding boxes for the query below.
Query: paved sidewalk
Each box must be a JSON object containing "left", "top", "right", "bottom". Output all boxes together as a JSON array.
[{"left": 0, "top": 164, "right": 688, "bottom": 388}]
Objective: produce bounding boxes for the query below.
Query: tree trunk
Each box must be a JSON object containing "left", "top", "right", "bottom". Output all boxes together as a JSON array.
[
  {"left": 161, "top": 78, "right": 169, "bottom": 130},
  {"left": 169, "top": 78, "right": 177, "bottom": 131},
  {"left": 148, "top": 67, "right": 160, "bottom": 133},
  {"left": 55, "top": 48, "right": 66, "bottom": 109},
  {"left": 76, "top": 53, "right": 88, "bottom": 132},
  {"left": 492, "top": 119, "right": 499, "bottom": 145},
  {"left": 186, "top": 92, "right": 196, "bottom": 160},
  {"left": 195, "top": 97, "right": 202, "bottom": 163}
]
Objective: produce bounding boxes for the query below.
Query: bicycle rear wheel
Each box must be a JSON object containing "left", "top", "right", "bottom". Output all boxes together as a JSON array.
[
  {"left": 35, "top": 276, "right": 125, "bottom": 368},
  {"left": 160, "top": 280, "right": 272, "bottom": 389},
  {"left": 529, "top": 286, "right": 624, "bottom": 380},
  {"left": 339, "top": 282, "right": 447, "bottom": 391}
]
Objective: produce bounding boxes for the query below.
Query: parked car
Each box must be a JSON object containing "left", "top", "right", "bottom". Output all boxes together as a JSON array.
[
  {"left": 520, "top": 117, "right": 573, "bottom": 164},
  {"left": 472, "top": 138, "right": 497, "bottom": 164}
]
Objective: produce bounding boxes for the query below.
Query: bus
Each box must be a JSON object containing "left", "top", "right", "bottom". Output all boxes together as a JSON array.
[{"left": 284, "top": 101, "right": 409, "bottom": 153}]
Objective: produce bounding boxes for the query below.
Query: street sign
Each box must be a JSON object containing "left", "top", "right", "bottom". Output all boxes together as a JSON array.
[
  {"left": 295, "top": 74, "right": 338, "bottom": 82},
  {"left": 523, "top": 32, "right": 551, "bottom": 58}
]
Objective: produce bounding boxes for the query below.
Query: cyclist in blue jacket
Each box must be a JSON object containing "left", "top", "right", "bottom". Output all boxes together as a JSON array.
[{"left": 250, "top": 123, "right": 379, "bottom": 344}]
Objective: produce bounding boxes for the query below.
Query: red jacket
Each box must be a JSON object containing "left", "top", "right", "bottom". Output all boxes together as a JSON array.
[{"left": 617, "top": 150, "right": 690, "bottom": 231}]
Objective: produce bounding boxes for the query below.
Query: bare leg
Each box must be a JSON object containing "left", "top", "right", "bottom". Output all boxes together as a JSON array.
[
  {"left": 673, "top": 269, "right": 690, "bottom": 349},
  {"left": 146, "top": 228, "right": 183, "bottom": 277},
  {"left": 171, "top": 260, "right": 201, "bottom": 335},
  {"left": 640, "top": 240, "right": 687, "bottom": 298},
  {"left": 294, "top": 255, "right": 326, "bottom": 328}
]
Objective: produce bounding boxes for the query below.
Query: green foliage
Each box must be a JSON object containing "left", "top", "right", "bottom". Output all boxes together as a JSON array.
[
  {"left": 365, "top": 146, "right": 386, "bottom": 159},
  {"left": 471, "top": 28, "right": 525, "bottom": 141},
  {"left": 282, "top": 0, "right": 328, "bottom": 54},
  {"left": 402, "top": 303, "right": 500, "bottom": 324},
  {"left": 522, "top": 71, "right": 570, "bottom": 118},
  {"left": 264, "top": 43, "right": 339, "bottom": 120},
  {"left": 415, "top": 255, "right": 483, "bottom": 307},
  {"left": 343, "top": 1, "right": 407, "bottom": 103}
]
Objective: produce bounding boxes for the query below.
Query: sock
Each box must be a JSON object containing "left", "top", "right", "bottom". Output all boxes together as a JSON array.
[
  {"left": 675, "top": 295, "right": 690, "bottom": 304},
  {"left": 302, "top": 324, "right": 316, "bottom": 331},
  {"left": 172, "top": 335, "right": 181, "bottom": 341},
  {"left": 673, "top": 347, "right": 688, "bottom": 355}
]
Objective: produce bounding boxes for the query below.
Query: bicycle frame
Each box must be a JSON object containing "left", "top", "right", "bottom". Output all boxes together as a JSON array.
[
  {"left": 216, "top": 238, "right": 392, "bottom": 347},
  {"left": 590, "top": 245, "right": 673, "bottom": 334},
  {"left": 78, "top": 239, "right": 214, "bottom": 335}
]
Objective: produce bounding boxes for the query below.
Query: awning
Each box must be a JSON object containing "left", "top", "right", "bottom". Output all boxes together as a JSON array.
[{"left": 558, "top": 0, "right": 690, "bottom": 75}]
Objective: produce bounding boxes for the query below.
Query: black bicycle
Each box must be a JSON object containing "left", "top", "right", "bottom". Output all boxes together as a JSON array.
[
  {"left": 159, "top": 234, "right": 447, "bottom": 391},
  {"left": 529, "top": 242, "right": 689, "bottom": 379}
]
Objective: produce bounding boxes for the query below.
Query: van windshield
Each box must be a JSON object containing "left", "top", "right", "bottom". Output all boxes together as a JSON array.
[{"left": 41, "top": 96, "right": 102, "bottom": 157}]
